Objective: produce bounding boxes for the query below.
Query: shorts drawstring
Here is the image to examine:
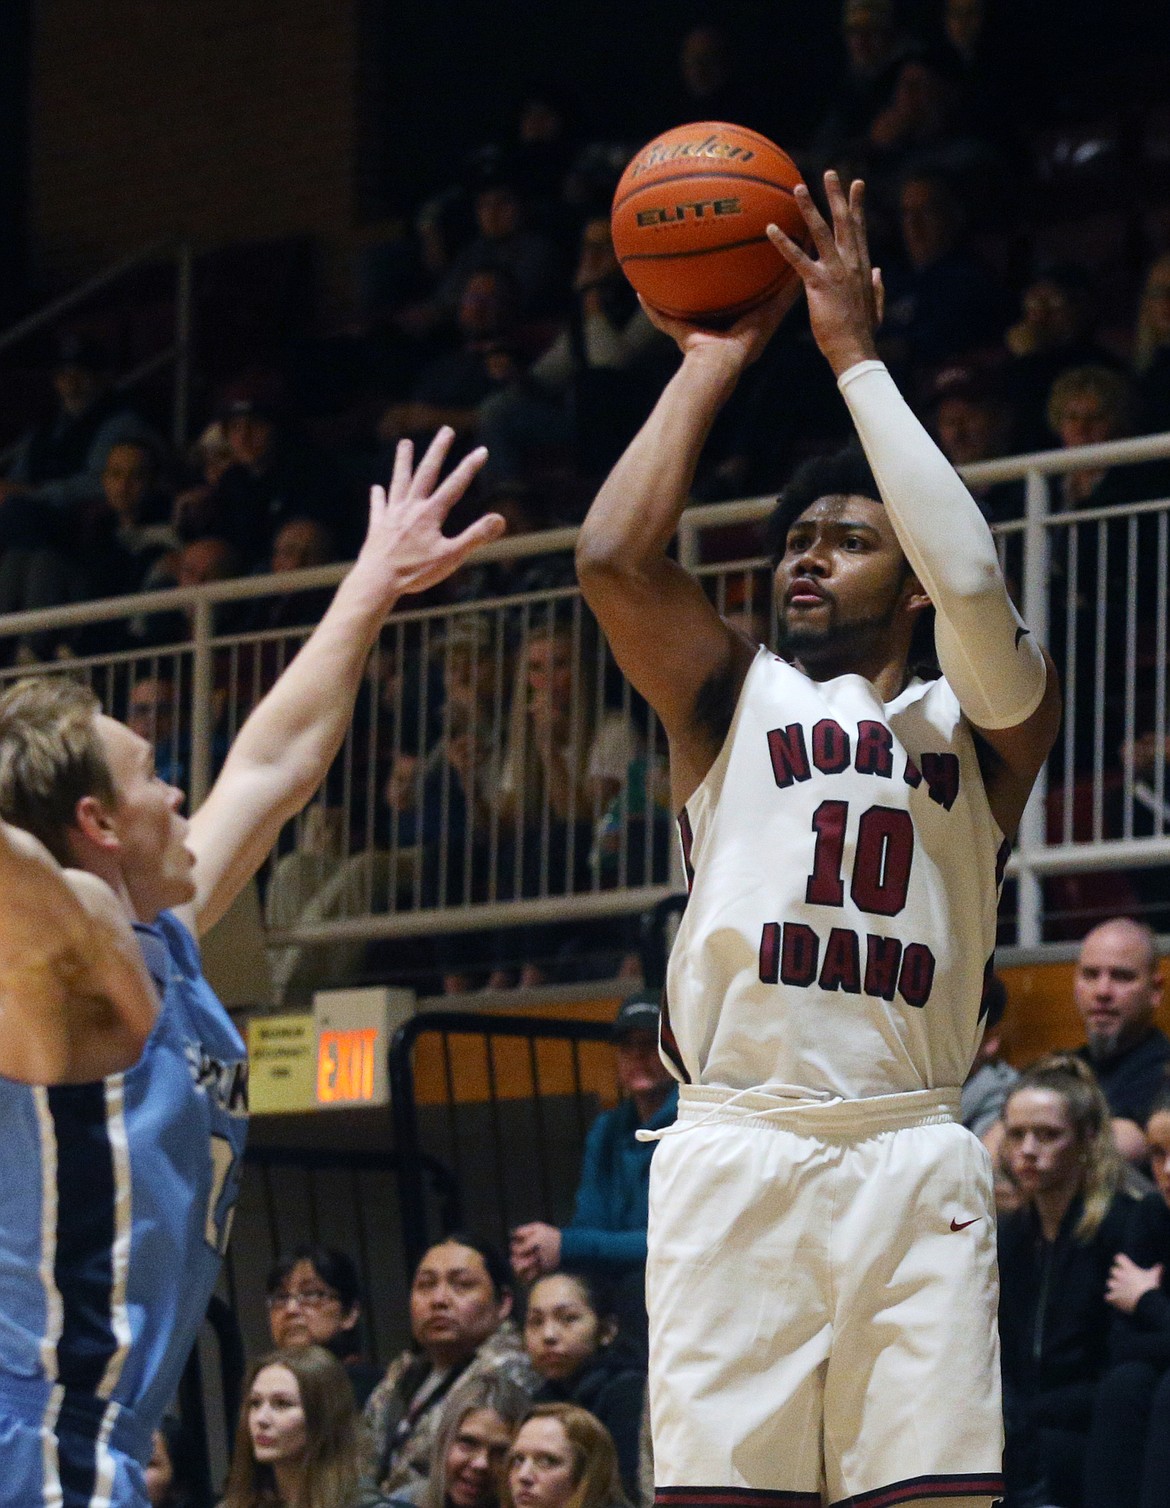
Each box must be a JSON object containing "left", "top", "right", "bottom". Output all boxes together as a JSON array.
[{"left": 637, "top": 1083, "right": 842, "bottom": 1141}]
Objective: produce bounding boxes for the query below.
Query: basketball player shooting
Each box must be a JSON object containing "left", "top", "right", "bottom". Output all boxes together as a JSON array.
[
  {"left": 0, "top": 430, "right": 502, "bottom": 1508},
  {"left": 576, "top": 172, "right": 1061, "bottom": 1508}
]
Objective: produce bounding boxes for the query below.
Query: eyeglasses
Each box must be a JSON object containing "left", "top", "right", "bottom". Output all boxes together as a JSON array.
[{"left": 266, "top": 1287, "right": 339, "bottom": 1311}]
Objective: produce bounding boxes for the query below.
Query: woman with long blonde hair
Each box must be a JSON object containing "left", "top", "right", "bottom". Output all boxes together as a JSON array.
[
  {"left": 222, "top": 1346, "right": 387, "bottom": 1508},
  {"left": 997, "top": 1054, "right": 1147, "bottom": 1508}
]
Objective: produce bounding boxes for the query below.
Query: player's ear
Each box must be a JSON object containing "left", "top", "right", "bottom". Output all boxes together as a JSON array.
[
  {"left": 900, "top": 569, "right": 931, "bottom": 617},
  {"left": 598, "top": 1316, "right": 619, "bottom": 1348},
  {"left": 73, "top": 793, "right": 120, "bottom": 853}
]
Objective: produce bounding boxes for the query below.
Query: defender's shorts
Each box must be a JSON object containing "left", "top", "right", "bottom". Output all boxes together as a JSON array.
[
  {"left": 0, "top": 1378, "right": 150, "bottom": 1508},
  {"left": 646, "top": 1085, "right": 1004, "bottom": 1508}
]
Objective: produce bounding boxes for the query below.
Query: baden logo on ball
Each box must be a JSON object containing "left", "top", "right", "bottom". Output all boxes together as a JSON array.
[{"left": 611, "top": 121, "right": 808, "bottom": 323}]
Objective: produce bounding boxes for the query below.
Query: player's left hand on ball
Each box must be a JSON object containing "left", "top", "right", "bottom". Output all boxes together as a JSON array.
[{"left": 356, "top": 427, "right": 505, "bottom": 600}]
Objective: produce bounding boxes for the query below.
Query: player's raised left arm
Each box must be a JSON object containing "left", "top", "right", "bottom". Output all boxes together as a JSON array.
[
  {"left": 768, "top": 173, "right": 1061, "bottom": 837},
  {"left": 183, "top": 429, "right": 504, "bottom": 935}
]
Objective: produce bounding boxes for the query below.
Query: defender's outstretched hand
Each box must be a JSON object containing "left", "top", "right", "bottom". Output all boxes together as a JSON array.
[
  {"left": 766, "top": 170, "right": 885, "bottom": 377},
  {"left": 354, "top": 427, "right": 505, "bottom": 603}
]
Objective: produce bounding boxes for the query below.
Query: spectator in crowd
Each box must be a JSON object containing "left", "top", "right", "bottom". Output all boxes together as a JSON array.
[
  {"left": 877, "top": 169, "right": 1007, "bottom": 387},
  {"left": 180, "top": 388, "right": 357, "bottom": 569},
  {"left": 810, "top": 0, "right": 909, "bottom": 165},
  {"left": 365, "top": 1235, "right": 539, "bottom": 1496},
  {"left": 657, "top": 23, "right": 769, "bottom": 138},
  {"left": 126, "top": 672, "right": 190, "bottom": 791},
  {"left": 0, "top": 332, "right": 160, "bottom": 515},
  {"left": 1132, "top": 252, "right": 1170, "bottom": 436},
  {"left": 1118, "top": 705, "right": 1170, "bottom": 932},
  {"left": 477, "top": 218, "right": 671, "bottom": 487},
  {"left": 489, "top": 610, "right": 640, "bottom": 985},
  {"left": 934, "top": 0, "right": 1034, "bottom": 149},
  {"left": 266, "top": 1245, "right": 384, "bottom": 1407},
  {"left": 141, "top": 533, "right": 244, "bottom": 647},
  {"left": 1072, "top": 917, "right": 1170, "bottom": 1164},
  {"left": 0, "top": 336, "right": 165, "bottom": 642},
  {"left": 1005, "top": 266, "right": 1119, "bottom": 449},
  {"left": 863, "top": 45, "right": 1002, "bottom": 214},
  {"left": 171, "top": 420, "right": 235, "bottom": 538},
  {"left": 961, "top": 973, "right": 1019, "bottom": 1156},
  {"left": 511, "top": 992, "right": 679, "bottom": 1350},
  {"left": 1044, "top": 366, "right": 1161, "bottom": 512},
  {"left": 524, "top": 1272, "right": 644, "bottom": 1502},
  {"left": 503, "top": 1404, "right": 630, "bottom": 1508},
  {"left": 263, "top": 796, "right": 377, "bottom": 1008},
  {"left": 144, "top": 1415, "right": 208, "bottom": 1508},
  {"left": 1082, "top": 1088, "right": 1170, "bottom": 1508},
  {"left": 998, "top": 1054, "right": 1147, "bottom": 1508},
  {"left": 392, "top": 1373, "right": 531, "bottom": 1508},
  {"left": 223, "top": 1345, "right": 389, "bottom": 1508},
  {"left": 1042, "top": 371, "right": 1170, "bottom": 779},
  {"left": 408, "top": 169, "right": 565, "bottom": 337},
  {"left": 379, "top": 270, "right": 523, "bottom": 454},
  {"left": 86, "top": 439, "right": 181, "bottom": 601},
  {"left": 929, "top": 360, "right": 1022, "bottom": 520},
  {"left": 242, "top": 516, "right": 338, "bottom": 642}
]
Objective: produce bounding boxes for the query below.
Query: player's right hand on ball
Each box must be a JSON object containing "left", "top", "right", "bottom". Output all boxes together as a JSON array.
[{"left": 638, "top": 276, "right": 804, "bottom": 369}]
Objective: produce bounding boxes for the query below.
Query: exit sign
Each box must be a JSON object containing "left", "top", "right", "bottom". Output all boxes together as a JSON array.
[{"left": 312, "top": 986, "right": 414, "bottom": 1108}]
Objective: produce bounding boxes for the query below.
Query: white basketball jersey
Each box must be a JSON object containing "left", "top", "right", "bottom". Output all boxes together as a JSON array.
[{"left": 664, "top": 648, "right": 1008, "bottom": 1099}]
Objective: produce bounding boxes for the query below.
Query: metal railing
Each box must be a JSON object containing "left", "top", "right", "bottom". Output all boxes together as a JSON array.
[
  {"left": 0, "top": 431, "right": 1166, "bottom": 956},
  {"left": 0, "top": 240, "right": 194, "bottom": 458}
]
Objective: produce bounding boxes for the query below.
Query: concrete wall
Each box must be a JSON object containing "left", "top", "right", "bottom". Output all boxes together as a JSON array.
[{"left": 29, "top": 0, "right": 358, "bottom": 301}]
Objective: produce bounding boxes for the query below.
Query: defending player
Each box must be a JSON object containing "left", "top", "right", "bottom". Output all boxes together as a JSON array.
[
  {"left": 576, "top": 173, "right": 1061, "bottom": 1508},
  {"left": 0, "top": 430, "right": 503, "bottom": 1508}
]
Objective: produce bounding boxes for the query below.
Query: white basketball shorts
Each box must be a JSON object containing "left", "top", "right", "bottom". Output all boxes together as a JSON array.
[{"left": 645, "top": 1084, "right": 1004, "bottom": 1508}]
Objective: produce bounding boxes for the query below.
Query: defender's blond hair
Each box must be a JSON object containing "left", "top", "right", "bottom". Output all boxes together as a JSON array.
[{"left": 0, "top": 677, "right": 116, "bottom": 866}]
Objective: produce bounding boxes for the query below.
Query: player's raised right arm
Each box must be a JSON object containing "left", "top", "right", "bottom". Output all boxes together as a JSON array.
[
  {"left": 576, "top": 290, "right": 797, "bottom": 802},
  {"left": 0, "top": 818, "right": 159, "bottom": 1084}
]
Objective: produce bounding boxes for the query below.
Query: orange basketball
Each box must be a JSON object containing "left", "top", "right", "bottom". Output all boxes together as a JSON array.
[{"left": 611, "top": 121, "right": 807, "bottom": 322}]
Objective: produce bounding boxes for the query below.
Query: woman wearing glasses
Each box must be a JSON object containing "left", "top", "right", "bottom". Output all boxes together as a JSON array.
[{"left": 266, "top": 1246, "right": 384, "bottom": 1406}]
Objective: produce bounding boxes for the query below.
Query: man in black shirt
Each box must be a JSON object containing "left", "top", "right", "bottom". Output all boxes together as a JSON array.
[{"left": 1074, "top": 916, "right": 1170, "bottom": 1163}]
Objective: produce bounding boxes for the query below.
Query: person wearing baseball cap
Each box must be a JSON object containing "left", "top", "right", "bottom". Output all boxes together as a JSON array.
[{"left": 510, "top": 989, "right": 678, "bottom": 1296}]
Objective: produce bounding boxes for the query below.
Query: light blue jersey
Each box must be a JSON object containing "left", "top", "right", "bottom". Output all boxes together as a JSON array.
[{"left": 0, "top": 911, "right": 248, "bottom": 1507}]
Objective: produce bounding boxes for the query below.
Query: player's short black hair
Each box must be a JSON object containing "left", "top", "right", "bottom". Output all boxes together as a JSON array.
[
  {"left": 765, "top": 442, "right": 939, "bottom": 678},
  {"left": 765, "top": 444, "right": 882, "bottom": 566}
]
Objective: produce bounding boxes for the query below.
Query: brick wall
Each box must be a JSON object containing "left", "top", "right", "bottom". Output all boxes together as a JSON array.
[{"left": 29, "top": 0, "right": 357, "bottom": 303}]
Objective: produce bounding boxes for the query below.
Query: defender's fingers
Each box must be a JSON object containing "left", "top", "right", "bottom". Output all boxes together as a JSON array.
[
  {"left": 387, "top": 437, "right": 414, "bottom": 502},
  {"left": 447, "top": 510, "right": 507, "bottom": 563},
  {"left": 872, "top": 267, "right": 885, "bottom": 327},
  {"left": 431, "top": 445, "right": 489, "bottom": 514},
  {"left": 413, "top": 425, "right": 456, "bottom": 496}
]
